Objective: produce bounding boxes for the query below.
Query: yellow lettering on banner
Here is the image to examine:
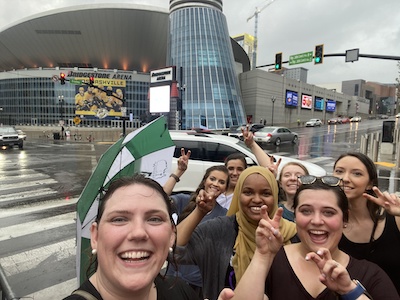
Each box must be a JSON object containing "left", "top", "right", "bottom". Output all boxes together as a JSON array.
[{"left": 75, "top": 78, "right": 126, "bottom": 87}]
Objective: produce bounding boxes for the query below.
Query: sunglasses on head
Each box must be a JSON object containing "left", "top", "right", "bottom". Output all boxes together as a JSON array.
[{"left": 298, "top": 175, "right": 342, "bottom": 187}]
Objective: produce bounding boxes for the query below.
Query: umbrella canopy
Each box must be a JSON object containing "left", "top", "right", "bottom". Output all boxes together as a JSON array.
[{"left": 76, "top": 116, "right": 175, "bottom": 284}]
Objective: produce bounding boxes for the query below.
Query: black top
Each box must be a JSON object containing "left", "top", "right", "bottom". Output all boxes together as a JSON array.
[
  {"left": 63, "top": 274, "right": 201, "bottom": 300},
  {"left": 339, "top": 213, "right": 400, "bottom": 296},
  {"left": 265, "top": 248, "right": 399, "bottom": 299}
]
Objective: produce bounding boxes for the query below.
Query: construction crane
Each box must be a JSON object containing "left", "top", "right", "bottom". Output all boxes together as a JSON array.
[{"left": 247, "top": 0, "right": 277, "bottom": 69}]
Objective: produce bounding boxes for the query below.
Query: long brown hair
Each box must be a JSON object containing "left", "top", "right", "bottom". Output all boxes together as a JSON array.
[
  {"left": 333, "top": 152, "right": 383, "bottom": 223},
  {"left": 178, "top": 165, "right": 229, "bottom": 223}
]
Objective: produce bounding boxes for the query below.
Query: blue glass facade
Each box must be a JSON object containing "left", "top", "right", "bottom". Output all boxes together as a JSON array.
[{"left": 168, "top": 1, "right": 246, "bottom": 129}]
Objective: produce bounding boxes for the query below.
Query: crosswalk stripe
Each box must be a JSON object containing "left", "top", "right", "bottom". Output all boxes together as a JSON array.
[
  {"left": 1, "top": 238, "right": 76, "bottom": 276},
  {"left": 0, "top": 178, "right": 57, "bottom": 191},
  {"left": 25, "top": 278, "right": 77, "bottom": 300},
  {"left": 0, "top": 197, "right": 78, "bottom": 218},
  {"left": 0, "top": 212, "right": 76, "bottom": 242},
  {"left": 0, "top": 188, "right": 58, "bottom": 202}
]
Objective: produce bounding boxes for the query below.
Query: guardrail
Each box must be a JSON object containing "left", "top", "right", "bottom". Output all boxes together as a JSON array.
[{"left": 0, "top": 263, "right": 19, "bottom": 300}]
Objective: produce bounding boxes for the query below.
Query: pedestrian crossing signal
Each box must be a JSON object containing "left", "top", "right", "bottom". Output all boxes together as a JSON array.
[
  {"left": 314, "top": 44, "right": 324, "bottom": 64},
  {"left": 275, "top": 52, "right": 282, "bottom": 70}
]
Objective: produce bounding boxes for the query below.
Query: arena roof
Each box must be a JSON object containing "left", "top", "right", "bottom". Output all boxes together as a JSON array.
[{"left": 0, "top": 4, "right": 169, "bottom": 73}]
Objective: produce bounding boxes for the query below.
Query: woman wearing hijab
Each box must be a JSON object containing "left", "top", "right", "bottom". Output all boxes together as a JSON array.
[{"left": 175, "top": 166, "right": 297, "bottom": 300}]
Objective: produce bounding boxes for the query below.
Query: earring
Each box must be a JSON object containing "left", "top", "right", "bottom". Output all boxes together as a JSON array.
[
  {"left": 344, "top": 223, "right": 348, "bottom": 228},
  {"left": 92, "top": 249, "right": 97, "bottom": 255},
  {"left": 169, "top": 247, "right": 173, "bottom": 254}
]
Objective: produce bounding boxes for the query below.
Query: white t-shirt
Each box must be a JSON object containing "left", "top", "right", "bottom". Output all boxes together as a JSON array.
[{"left": 216, "top": 193, "right": 234, "bottom": 210}]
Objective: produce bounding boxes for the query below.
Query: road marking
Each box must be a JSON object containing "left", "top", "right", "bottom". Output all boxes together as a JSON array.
[
  {"left": 0, "top": 188, "right": 58, "bottom": 202},
  {"left": 0, "top": 197, "right": 78, "bottom": 218},
  {"left": 0, "top": 212, "right": 75, "bottom": 241},
  {"left": 375, "top": 161, "right": 396, "bottom": 168},
  {"left": 0, "top": 178, "right": 58, "bottom": 191},
  {"left": 26, "top": 278, "right": 77, "bottom": 300},
  {"left": 1, "top": 238, "right": 76, "bottom": 275}
]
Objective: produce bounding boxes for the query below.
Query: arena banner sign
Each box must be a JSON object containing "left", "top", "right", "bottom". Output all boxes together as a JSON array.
[{"left": 74, "top": 81, "right": 126, "bottom": 119}]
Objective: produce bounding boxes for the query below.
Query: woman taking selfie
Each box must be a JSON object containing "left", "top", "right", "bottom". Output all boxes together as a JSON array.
[{"left": 64, "top": 175, "right": 200, "bottom": 300}]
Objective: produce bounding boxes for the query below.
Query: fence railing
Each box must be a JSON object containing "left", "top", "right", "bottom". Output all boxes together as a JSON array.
[
  {"left": 0, "top": 263, "right": 19, "bottom": 300},
  {"left": 360, "top": 127, "right": 400, "bottom": 167}
]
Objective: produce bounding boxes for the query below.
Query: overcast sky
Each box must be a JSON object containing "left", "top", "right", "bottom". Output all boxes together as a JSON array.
[{"left": 1, "top": 0, "right": 399, "bottom": 85}]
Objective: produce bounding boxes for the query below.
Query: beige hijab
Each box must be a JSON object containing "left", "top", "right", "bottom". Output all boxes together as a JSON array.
[{"left": 227, "top": 166, "right": 297, "bottom": 283}]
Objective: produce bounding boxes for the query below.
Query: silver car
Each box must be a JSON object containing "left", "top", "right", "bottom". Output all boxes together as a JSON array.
[
  {"left": 305, "top": 118, "right": 322, "bottom": 127},
  {"left": 253, "top": 126, "right": 298, "bottom": 146}
]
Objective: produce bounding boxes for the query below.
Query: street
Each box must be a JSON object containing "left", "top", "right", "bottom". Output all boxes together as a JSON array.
[{"left": 0, "top": 119, "right": 399, "bottom": 299}]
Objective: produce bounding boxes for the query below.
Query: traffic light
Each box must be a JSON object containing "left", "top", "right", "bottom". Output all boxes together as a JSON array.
[
  {"left": 59, "top": 73, "right": 66, "bottom": 85},
  {"left": 314, "top": 44, "right": 324, "bottom": 64},
  {"left": 275, "top": 52, "right": 282, "bottom": 70},
  {"left": 89, "top": 76, "right": 95, "bottom": 87}
]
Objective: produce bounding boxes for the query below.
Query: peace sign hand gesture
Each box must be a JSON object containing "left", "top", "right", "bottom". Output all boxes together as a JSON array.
[
  {"left": 364, "top": 186, "right": 400, "bottom": 216},
  {"left": 306, "top": 248, "right": 357, "bottom": 295},
  {"left": 256, "top": 205, "right": 284, "bottom": 256}
]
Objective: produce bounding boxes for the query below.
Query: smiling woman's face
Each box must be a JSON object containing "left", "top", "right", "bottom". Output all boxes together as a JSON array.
[
  {"left": 91, "top": 183, "right": 175, "bottom": 295},
  {"left": 295, "top": 189, "right": 343, "bottom": 253},
  {"left": 239, "top": 173, "right": 275, "bottom": 222}
]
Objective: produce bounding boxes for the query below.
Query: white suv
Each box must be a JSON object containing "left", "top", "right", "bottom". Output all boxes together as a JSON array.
[{"left": 170, "top": 131, "right": 326, "bottom": 193}]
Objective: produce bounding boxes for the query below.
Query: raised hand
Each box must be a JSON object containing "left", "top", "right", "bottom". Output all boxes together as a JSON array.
[
  {"left": 256, "top": 205, "right": 284, "bottom": 255},
  {"left": 364, "top": 186, "right": 400, "bottom": 216},
  {"left": 267, "top": 157, "right": 281, "bottom": 178},
  {"left": 242, "top": 125, "right": 255, "bottom": 147},
  {"left": 196, "top": 189, "right": 217, "bottom": 214},
  {"left": 177, "top": 148, "right": 191, "bottom": 172},
  {"left": 305, "top": 248, "right": 356, "bottom": 295}
]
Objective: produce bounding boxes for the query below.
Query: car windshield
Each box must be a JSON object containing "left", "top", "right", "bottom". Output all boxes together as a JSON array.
[{"left": 0, "top": 127, "right": 17, "bottom": 134}]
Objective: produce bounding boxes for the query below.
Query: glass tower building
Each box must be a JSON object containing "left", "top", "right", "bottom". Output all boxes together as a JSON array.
[{"left": 168, "top": 0, "right": 246, "bottom": 130}]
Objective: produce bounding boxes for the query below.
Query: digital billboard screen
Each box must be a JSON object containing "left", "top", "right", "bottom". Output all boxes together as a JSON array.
[
  {"left": 326, "top": 99, "right": 336, "bottom": 112},
  {"left": 301, "top": 94, "right": 313, "bottom": 109},
  {"left": 149, "top": 85, "right": 171, "bottom": 113},
  {"left": 314, "top": 97, "right": 324, "bottom": 111},
  {"left": 285, "top": 90, "right": 298, "bottom": 107}
]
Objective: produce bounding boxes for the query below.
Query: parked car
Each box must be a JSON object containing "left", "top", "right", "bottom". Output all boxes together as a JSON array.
[
  {"left": 396, "top": 113, "right": 400, "bottom": 118},
  {"left": 327, "top": 118, "right": 340, "bottom": 125},
  {"left": 222, "top": 125, "right": 240, "bottom": 136},
  {"left": 378, "top": 114, "right": 389, "bottom": 119},
  {"left": 340, "top": 117, "right": 350, "bottom": 124},
  {"left": 0, "top": 126, "right": 23, "bottom": 149},
  {"left": 305, "top": 119, "right": 322, "bottom": 127},
  {"left": 228, "top": 123, "right": 264, "bottom": 140},
  {"left": 350, "top": 116, "right": 362, "bottom": 122},
  {"left": 169, "top": 131, "right": 326, "bottom": 193},
  {"left": 16, "top": 129, "right": 27, "bottom": 140},
  {"left": 253, "top": 126, "right": 298, "bottom": 146}
]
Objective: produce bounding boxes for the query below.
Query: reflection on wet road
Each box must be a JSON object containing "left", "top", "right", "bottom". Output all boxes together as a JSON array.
[{"left": 261, "top": 119, "right": 399, "bottom": 193}]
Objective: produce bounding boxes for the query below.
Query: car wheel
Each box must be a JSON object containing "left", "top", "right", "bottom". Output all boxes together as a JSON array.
[
  {"left": 275, "top": 138, "right": 281, "bottom": 146},
  {"left": 19, "top": 143, "right": 23, "bottom": 149},
  {"left": 292, "top": 136, "right": 298, "bottom": 144}
]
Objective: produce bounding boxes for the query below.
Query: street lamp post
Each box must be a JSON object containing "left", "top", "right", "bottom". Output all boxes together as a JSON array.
[
  {"left": 58, "top": 95, "right": 64, "bottom": 122},
  {"left": 58, "top": 95, "right": 64, "bottom": 139},
  {"left": 271, "top": 96, "right": 276, "bottom": 126}
]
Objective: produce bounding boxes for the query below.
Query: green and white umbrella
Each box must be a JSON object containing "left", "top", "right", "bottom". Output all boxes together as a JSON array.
[{"left": 76, "top": 116, "right": 175, "bottom": 284}]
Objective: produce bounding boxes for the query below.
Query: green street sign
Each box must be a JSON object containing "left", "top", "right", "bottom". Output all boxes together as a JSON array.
[
  {"left": 69, "top": 79, "right": 84, "bottom": 85},
  {"left": 289, "top": 51, "right": 313, "bottom": 66}
]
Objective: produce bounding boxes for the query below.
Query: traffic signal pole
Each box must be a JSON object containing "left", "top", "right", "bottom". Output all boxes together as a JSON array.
[{"left": 257, "top": 52, "right": 400, "bottom": 69}]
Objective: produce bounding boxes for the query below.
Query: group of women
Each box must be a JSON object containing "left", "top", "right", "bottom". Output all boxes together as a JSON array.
[{"left": 64, "top": 127, "right": 400, "bottom": 300}]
